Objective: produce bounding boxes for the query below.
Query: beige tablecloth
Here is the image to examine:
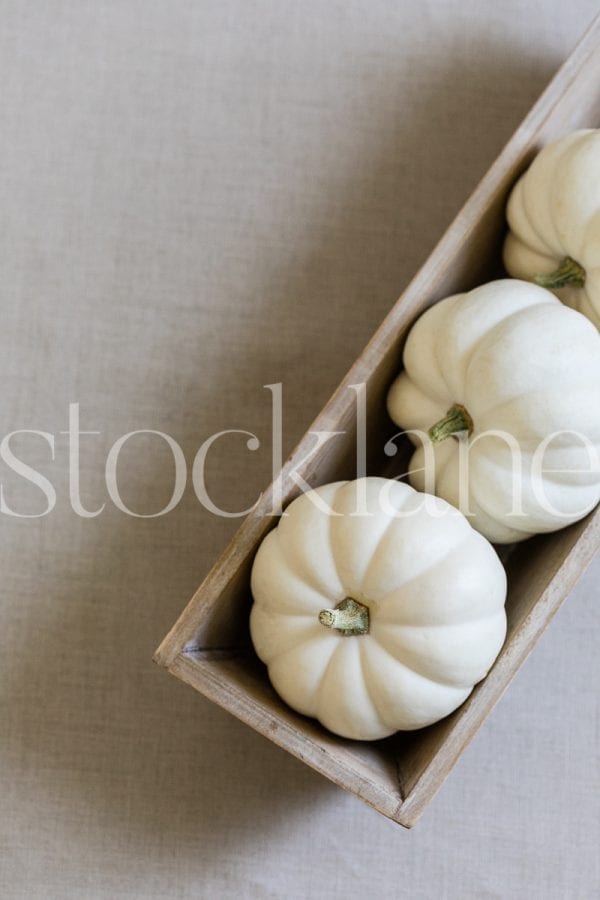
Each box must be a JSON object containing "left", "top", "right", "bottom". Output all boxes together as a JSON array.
[{"left": 1, "top": 2, "right": 599, "bottom": 897}]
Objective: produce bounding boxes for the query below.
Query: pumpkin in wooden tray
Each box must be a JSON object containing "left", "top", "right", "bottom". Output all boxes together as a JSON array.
[
  {"left": 503, "top": 128, "right": 600, "bottom": 329},
  {"left": 249, "top": 477, "right": 507, "bottom": 740},
  {"left": 387, "top": 278, "right": 600, "bottom": 543}
]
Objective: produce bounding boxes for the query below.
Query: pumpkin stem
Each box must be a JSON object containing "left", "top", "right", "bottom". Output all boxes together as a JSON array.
[
  {"left": 318, "top": 597, "right": 369, "bottom": 636},
  {"left": 534, "top": 255, "right": 585, "bottom": 289},
  {"left": 429, "top": 403, "right": 473, "bottom": 443}
]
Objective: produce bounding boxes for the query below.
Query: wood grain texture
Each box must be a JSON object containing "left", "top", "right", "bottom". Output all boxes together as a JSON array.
[{"left": 155, "top": 13, "right": 600, "bottom": 827}]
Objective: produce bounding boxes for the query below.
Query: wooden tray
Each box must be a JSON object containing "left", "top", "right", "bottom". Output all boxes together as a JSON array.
[{"left": 155, "top": 15, "right": 600, "bottom": 827}]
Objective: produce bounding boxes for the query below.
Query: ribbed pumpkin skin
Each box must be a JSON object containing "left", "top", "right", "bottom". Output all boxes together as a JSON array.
[
  {"left": 250, "top": 478, "right": 507, "bottom": 741},
  {"left": 387, "top": 280, "right": 600, "bottom": 544},
  {"left": 503, "top": 129, "right": 600, "bottom": 328}
]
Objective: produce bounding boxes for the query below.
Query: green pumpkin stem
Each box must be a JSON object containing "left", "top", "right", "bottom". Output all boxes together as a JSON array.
[
  {"left": 429, "top": 403, "right": 473, "bottom": 443},
  {"left": 318, "top": 597, "right": 369, "bottom": 636},
  {"left": 534, "top": 256, "right": 585, "bottom": 290}
]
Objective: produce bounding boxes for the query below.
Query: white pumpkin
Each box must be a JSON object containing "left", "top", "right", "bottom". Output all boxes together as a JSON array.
[
  {"left": 387, "top": 279, "right": 600, "bottom": 544},
  {"left": 250, "top": 477, "right": 507, "bottom": 741},
  {"left": 503, "top": 129, "right": 600, "bottom": 328}
]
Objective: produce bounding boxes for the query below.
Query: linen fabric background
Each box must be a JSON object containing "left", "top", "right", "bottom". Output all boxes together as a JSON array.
[{"left": 1, "top": 1, "right": 599, "bottom": 897}]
